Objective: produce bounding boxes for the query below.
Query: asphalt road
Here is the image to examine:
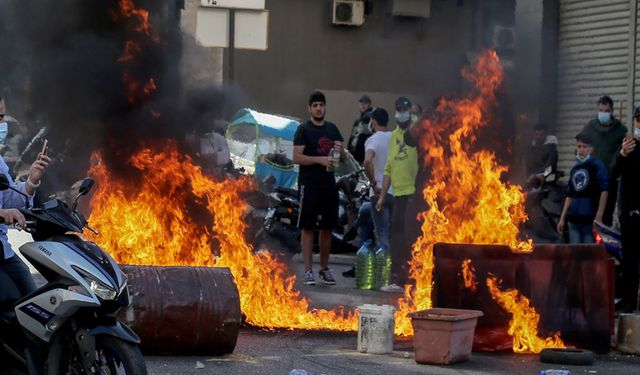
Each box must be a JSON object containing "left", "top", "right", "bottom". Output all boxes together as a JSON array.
[
  {"left": 8, "top": 230, "right": 640, "bottom": 374},
  {"left": 144, "top": 329, "right": 640, "bottom": 375}
]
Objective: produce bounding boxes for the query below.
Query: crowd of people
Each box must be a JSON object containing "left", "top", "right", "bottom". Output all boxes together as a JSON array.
[
  {"left": 292, "top": 91, "right": 640, "bottom": 310},
  {"left": 292, "top": 91, "right": 421, "bottom": 291}
]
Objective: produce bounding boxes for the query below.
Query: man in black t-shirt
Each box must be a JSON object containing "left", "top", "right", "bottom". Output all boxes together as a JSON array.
[{"left": 293, "top": 91, "right": 344, "bottom": 286}]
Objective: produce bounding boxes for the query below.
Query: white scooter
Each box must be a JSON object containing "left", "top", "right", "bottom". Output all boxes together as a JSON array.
[{"left": 0, "top": 176, "right": 146, "bottom": 374}]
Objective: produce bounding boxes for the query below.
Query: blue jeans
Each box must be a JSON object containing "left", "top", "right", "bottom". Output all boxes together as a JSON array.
[
  {"left": 355, "top": 202, "right": 375, "bottom": 246},
  {"left": 0, "top": 254, "right": 36, "bottom": 304},
  {"left": 567, "top": 221, "right": 595, "bottom": 244},
  {"left": 370, "top": 194, "right": 393, "bottom": 251}
]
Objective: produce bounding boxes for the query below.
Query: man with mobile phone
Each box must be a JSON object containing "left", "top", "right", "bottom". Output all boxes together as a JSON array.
[
  {"left": 0, "top": 96, "right": 51, "bottom": 306},
  {"left": 610, "top": 106, "right": 640, "bottom": 312}
]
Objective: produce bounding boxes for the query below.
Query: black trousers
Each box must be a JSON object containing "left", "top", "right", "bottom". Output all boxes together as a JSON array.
[
  {"left": 620, "top": 213, "right": 640, "bottom": 309},
  {"left": 390, "top": 194, "right": 420, "bottom": 285},
  {"left": 603, "top": 178, "right": 619, "bottom": 227}
]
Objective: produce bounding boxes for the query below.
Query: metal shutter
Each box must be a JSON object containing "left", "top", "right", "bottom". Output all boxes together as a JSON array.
[{"left": 556, "top": 0, "right": 630, "bottom": 174}]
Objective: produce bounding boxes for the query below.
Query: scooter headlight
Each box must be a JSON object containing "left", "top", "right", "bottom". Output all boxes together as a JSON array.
[
  {"left": 87, "top": 279, "right": 117, "bottom": 300},
  {"left": 72, "top": 266, "right": 118, "bottom": 300}
]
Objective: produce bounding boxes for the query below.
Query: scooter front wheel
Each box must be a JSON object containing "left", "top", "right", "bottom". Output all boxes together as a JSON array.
[{"left": 46, "top": 333, "right": 147, "bottom": 375}]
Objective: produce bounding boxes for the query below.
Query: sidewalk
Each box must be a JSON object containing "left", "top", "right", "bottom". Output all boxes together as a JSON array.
[{"left": 289, "top": 252, "right": 402, "bottom": 311}]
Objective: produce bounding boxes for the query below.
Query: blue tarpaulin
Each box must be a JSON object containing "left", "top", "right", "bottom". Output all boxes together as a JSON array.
[
  {"left": 228, "top": 108, "right": 299, "bottom": 140},
  {"left": 228, "top": 108, "right": 300, "bottom": 188}
]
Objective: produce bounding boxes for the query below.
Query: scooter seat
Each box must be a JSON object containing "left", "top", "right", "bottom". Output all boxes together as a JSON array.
[{"left": 275, "top": 187, "right": 299, "bottom": 199}]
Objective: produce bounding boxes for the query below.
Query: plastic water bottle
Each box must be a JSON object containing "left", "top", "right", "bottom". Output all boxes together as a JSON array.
[
  {"left": 540, "top": 370, "right": 571, "bottom": 375},
  {"left": 374, "top": 247, "right": 392, "bottom": 289},
  {"left": 355, "top": 240, "right": 375, "bottom": 290},
  {"left": 289, "top": 370, "right": 313, "bottom": 375}
]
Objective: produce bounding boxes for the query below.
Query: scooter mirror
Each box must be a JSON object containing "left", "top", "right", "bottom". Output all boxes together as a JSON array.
[
  {"left": 78, "top": 178, "right": 94, "bottom": 196},
  {"left": 0, "top": 174, "right": 10, "bottom": 191}
]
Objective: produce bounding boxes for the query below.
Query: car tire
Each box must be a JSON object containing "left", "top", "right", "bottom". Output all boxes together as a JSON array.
[{"left": 539, "top": 348, "right": 594, "bottom": 366}]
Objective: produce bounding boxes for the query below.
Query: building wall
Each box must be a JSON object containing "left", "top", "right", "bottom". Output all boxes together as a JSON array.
[
  {"left": 231, "top": 0, "right": 477, "bottom": 136},
  {"left": 180, "top": 0, "right": 224, "bottom": 89},
  {"left": 554, "top": 0, "right": 632, "bottom": 174}
]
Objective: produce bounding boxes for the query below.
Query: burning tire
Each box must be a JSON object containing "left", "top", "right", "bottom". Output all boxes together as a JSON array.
[{"left": 539, "top": 348, "right": 594, "bottom": 366}]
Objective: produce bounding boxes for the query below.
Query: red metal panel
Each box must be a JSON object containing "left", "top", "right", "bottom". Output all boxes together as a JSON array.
[
  {"left": 433, "top": 243, "right": 613, "bottom": 353},
  {"left": 120, "top": 265, "right": 241, "bottom": 355}
]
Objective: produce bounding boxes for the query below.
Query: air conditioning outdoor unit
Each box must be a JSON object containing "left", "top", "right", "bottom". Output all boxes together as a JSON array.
[{"left": 332, "top": 0, "right": 365, "bottom": 26}]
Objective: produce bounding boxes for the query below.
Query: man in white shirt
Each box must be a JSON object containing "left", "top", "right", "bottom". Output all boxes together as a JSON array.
[
  {"left": 200, "top": 128, "right": 230, "bottom": 176},
  {"left": 363, "top": 108, "right": 393, "bottom": 252}
]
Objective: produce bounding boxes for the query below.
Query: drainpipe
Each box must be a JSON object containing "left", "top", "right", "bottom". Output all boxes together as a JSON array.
[{"left": 626, "top": 0, "right": 638, "bottom": 130}]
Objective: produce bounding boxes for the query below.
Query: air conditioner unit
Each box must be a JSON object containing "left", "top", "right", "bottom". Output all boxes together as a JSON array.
[
  {"left": 392, "top": 0, "right": 430, "bottom": 18},
  {"left": 332, "top": 0, "right": 365, "bottom": 26}
]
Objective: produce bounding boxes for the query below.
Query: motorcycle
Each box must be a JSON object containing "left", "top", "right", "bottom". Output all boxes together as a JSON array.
[
  {"left": 0, "top": 176, "right": 146, "bottom": 374},
  {"left": 251, "top": 183, "right": 302, "bottom": 259},
  {"left": 523, "top": 167, "right": 566, "bottom": 243},
  {"left": 592, "top": 220, "right": 623, "bottom": 305},
  {"left": 334, "top": 168, "right": 370, "bottom": 248},
  {"left": 249, "top": 154, "right": 368, "bottom": 258}
]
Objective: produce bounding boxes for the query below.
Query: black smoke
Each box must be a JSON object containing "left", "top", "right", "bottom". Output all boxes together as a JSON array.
[{"left": 0, "top": 0, "right": 237, "bottom": 192}]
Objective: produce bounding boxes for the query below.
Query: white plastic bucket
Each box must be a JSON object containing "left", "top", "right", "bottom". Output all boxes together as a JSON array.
[{"left": 357, "top": 304, "right": 395, "bottom": 354}]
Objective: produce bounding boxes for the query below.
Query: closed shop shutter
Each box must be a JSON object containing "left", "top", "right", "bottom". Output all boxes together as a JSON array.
[{"left": 556, "top": 0, "right": 630, "bottom": 174}]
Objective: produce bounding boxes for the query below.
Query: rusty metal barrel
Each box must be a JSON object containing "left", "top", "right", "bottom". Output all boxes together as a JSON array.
[
  {"left": 119, "top": 265, "right": 241, "bottom": 355},
  {"left": 433, "top": 243, "right": 614, "bottom": 353}
]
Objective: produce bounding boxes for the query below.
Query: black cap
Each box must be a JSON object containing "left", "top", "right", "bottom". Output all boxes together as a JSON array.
[
  {"left": 309, "top": 90, "right": 326, "bottom": 105},
  {"left": 395, "top": 96, "right": 411, "bottom": 111},
  {"left": 634, "top": 106, "right": 640, "bottom": 118},
  {"left": 369, "top": 107, "right": 389, "bottom": 126},
  {"left": 359, "top": 94, "right": 371, "bottom": 103}
]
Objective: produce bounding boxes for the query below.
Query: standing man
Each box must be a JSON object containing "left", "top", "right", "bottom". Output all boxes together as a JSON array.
[
  {"left": 581, "top": 95, "right": 627, "bottom": 226},
  {"left": 556, "top": 133, "right": 609, "bottom": 243},
  {"left": 363, "top": 107, "right": 393, "bottom": 253},
  {"left": 347, "top": 95, "right": 373, "bottom": 165},
  {"left": 610, "top": 106, "right": 640, "bottom": 312},
  {"left": 0, "top": 96, "right": 51, "bottom": 305},
  {"left": 293, "top": 91, "right": 344, "bottom": 285},
  {"left": 376, "top": 97, "right": 419, "bottom": 290}
]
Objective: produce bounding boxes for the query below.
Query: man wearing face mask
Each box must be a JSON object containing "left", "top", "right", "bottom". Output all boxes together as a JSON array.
[
  {"left": 0, "top": 96, "right": 51, "bottom": 313},
  {"left": 581, "top": 95, "right": 627, "bottom": 226},
  {"left": 557, "top": 133, "right": 609, "bottom": 243},
  {"left": 375, "top": 97, "right": 419, "bottom": 291},
  {"left": 610, "top": 107, "right": 640, "bottom": 312}
]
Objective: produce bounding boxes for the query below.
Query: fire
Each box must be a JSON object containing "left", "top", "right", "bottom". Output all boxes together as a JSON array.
[
  {"left": 486, "top": 276, "right": 565, "bottom": 353},
  {"left": 115, "top": 0, "right": 154, "bottom": 38},
  {"left": 461, "top": 259, "right": 478, "bottom": 293},
  {"left": 114, "top": 0, "right": 158, "bottom": 105},
  {"left": 394, "top": 51, "right": 532, "bottom": 336},
  {"left": 87, "top": 143, "right": 357, "bottom": 331}
]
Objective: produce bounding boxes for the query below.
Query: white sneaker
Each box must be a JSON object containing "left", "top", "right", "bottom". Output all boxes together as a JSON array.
[{"left": 380, "top": 284, "right": 403, "bottom": 292}]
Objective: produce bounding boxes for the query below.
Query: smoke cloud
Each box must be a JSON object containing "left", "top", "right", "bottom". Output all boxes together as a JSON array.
[{"left": 0, "top": 0, "right": 242, "bottom": 192}]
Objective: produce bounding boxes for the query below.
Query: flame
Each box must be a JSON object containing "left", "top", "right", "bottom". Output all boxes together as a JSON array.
[
  {"left": 394, "top": 51, "right": 532, "bottom": 336},
  {"left": 114, "top": 0, "right": 158, "bottom": 105},
  {"left": 116, "top": 0, "right": 154, "bottom": 38},
  {"left": 117, "top": 40, "right": 141, "bottom": 63},
  {"left": 486, "top": 275, "right": 565, "bottom": 353},
  {"left": 87, "top": 143, "right": 357, "bottom": 331},
  {"left": 461, "top": 259, "right": 478, "bottom": 293}
]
